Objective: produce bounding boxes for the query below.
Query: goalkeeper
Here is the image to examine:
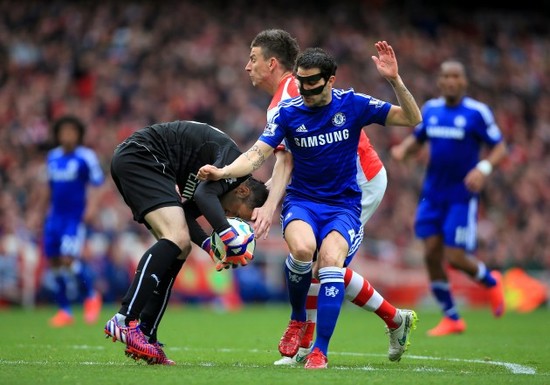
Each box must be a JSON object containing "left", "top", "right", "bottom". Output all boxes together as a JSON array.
[{"left": 104, "top": 120, "right": 268, "bottom": 365}]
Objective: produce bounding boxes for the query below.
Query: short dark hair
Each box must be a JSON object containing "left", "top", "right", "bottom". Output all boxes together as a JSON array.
[
  {"left": 294, "top": 47, "right": 337, "bottom": 80},
  {"left": 52, "top": 115, "right": 86, "bottom": 145},
  {"left": 440, "top": 59, "right": 467, "bottom": 77},
  {"left": 250, "top": 29, "right": 300, "bottom": 72},
  {"left": 243, "top": 177, "right": 269, "bottom": 209}
]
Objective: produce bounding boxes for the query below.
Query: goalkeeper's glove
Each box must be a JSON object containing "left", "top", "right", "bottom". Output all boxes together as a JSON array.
[
  {"left": 200, "top": 237, "right": 216, "bottom": 263},
  {"left": 217, "top": 226, "right": 255, "bottom": 269},
  {"left": 201, "top": 237, "right": 239, "bottom": 271}
]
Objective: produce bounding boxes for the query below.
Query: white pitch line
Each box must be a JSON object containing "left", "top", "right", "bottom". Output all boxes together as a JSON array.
[
  {"left": 332, "top": 351, "right": 537, "bottom": 375},
  {"left": 8, "top": 344, "right": 538, "bottom": 375}
]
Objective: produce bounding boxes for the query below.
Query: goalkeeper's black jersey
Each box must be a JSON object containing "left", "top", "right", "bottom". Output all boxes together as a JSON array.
[
  {"left": 116, "top": 120, "right": 250, "bottom": 241},
  {"left": 129, "top": 120, "right": 247, "bottom": 199}
]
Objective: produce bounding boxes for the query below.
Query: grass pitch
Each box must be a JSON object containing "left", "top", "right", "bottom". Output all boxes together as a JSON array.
[{"left": 1, "top": 303, "right": 548, "bottom": 385}]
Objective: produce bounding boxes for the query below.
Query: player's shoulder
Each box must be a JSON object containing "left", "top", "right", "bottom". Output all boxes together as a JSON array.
[
  {"left": 333, "top": 87, "right": 361, "bottom": 100},
  {"left": 423, "top": 97, "right": 446, "bottom": 109},
  {"left": 75, "top": 146, "right": 98, "bottom": 157},
  {"left": 278, "top": 95, "right": 303, "bottom": 108},
  {"left": 334, "top": 87, "right": 386, "bottom": 106},
  {"left": 47, "top": 146, "right": 63, "bottom": 159},
  {"left": 74, "top": 146, "right": 101, "bottom": 164},
  {"left": 462, "top": 96, "right": 493, "bottom": 114},
  {"left": 274, "top": 96, "right": 304, "bottom": 118}
]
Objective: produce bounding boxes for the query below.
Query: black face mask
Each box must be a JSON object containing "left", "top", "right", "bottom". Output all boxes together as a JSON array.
[{"left": 296, "top": 73, "right": 327, "bottom": 96}]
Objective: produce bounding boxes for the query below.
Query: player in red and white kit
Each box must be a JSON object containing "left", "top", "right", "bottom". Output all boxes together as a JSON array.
[{"left": 245, "top": 29, "right": 416, "bottom": 365}]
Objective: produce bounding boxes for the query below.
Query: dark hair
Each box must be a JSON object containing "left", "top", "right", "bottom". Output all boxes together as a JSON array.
[
  {"left": 243, "top": 177, "right": 269, "bottom": 209},
  {"left": 250, "top": 29, "right": 300, "bottom": 72},
  {"left": 440, "top": 60, "right": 467, "bottom": 77},
  {"left": 52, "top": 115, "right": 86, "bottom": 145},
  {"left": 294, "top": 47, "right": 337, "bottom": 80}
]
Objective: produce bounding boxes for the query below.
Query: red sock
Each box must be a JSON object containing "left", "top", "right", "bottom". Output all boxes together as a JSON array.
[
  {"left": 301, "top": 278, "right": 319, "bottom": 347},
  {"left": 343, "top": 268, "right": 399, "bottom": 329}
]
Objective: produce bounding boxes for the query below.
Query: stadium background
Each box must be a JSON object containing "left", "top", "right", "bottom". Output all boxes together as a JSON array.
[{"left": 0, "top": 0, "right": 548, "bottom": 311}]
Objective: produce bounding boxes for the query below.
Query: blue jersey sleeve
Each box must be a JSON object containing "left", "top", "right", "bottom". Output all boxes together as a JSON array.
[
  {"left": 79, "top": 147, "right": 105, "bottom": 186},
  {"left": 259, "top": 105, "right": 287, "bottom": 149},
  {"left": 470, "top": 102, "right": 502, "bottom": 147},
  {"left": 352, "top": 92, "right": 391, "bottom": 127}
]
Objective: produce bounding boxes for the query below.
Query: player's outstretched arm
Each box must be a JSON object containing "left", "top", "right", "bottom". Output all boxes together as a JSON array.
[
  {"left": 371, "top": 41, "right": 422, "bottom": 127},
  {"left": 197, "top": 140, "right": 274, "bottom": 181}
]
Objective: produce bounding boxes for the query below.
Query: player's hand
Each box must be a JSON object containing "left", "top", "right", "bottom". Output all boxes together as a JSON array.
[
  {"left": 464, "top": 168, "right": 486, "bottom": 193},
  {"left": 390, "top": 145, "right": 406, "bottom": 161},
  {"left": 371, "top": 41, "right": 398, "bottom": 80},
  {"left": 201, "top": 238, "right": 217, "bottom": 263},
  {"left": 251, "top": 205, "right": 274, "bottom": 240},
  {"left": 202, "top": 237, "right": 241, "bottom": 271},
  {"left": 197, "top": 165, "right": 223, "bottom": 181}
]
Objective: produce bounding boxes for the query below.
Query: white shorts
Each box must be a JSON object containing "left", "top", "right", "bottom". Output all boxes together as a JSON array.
[{"left": 357, "top": 166, "right": 387, "bottom": 226}]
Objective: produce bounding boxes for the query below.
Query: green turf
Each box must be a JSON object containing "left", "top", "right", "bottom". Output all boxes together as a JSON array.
[{"left": 1, "top": 303, "right": 548, "bottom": 385}]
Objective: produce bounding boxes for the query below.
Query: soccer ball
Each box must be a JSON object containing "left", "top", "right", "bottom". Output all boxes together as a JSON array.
[{"left": 210, "top": 217, "right": 256, "bottom": 262}]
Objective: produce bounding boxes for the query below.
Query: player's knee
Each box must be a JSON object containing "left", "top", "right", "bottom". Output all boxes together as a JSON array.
[
  {"left": 176, "top": 250, "right": 189, "bottom": 261},
  {"left": 162, "top": 233, "right": 191, "bottom": 258},
  {"left": 289, "top": 244, "right": 316, "bottom": 262},
  {"left": 174, "top": 237, "right": 192, "bottom": 258},
  {"left": 316, "top": 256, "right": 341, "bottom": 269},
  {"left": 177, "top": 242, "right": 192, "bottom": 259}
]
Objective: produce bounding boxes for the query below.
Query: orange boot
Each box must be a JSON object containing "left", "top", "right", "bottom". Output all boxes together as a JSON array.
[
  {"left": 427, "top": 317, "right": 466, "bottom": 337},
  {"left": 488, "top": 271, "right": 505, "bottom": 318},
  {"left": 49, "top": 309, "right": 74, "bottom": 327},
  {"left": 83, "top": 292, "right": 103, "bottom": 324}
]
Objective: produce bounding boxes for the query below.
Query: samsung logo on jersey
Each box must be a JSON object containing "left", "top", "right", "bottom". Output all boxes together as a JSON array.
[
  {"left": 427, "top": 126, "right": 465, "bottom": 139},
  {"left": 293, "top": 129, "right": 350, "bottom": 148},
  {"left": 48, "top": 161, "right": 79, "bottom": 181}
]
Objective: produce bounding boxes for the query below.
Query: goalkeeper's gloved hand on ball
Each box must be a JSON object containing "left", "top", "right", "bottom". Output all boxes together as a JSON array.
[
  {"left": 201, "top": 237, "right": 216, "bottom": 263},
  {"left": 201, "top": 236, "right": 241, "bottom": 271},
  {"left": 217, "top": 226, "right": 255, "bottom": 270}
]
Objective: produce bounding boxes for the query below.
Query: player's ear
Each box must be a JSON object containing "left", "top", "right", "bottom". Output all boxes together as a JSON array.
[
  {"left": 235, "top": 183, "right": 251, "bottom": 198},
  {"left": 269, "top": 57, "right": 277, "bottom": 71}
]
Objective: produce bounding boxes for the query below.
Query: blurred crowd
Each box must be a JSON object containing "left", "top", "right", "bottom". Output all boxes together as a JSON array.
[{"left": 0, "top": 0, "right": 549, "bottom": 303}]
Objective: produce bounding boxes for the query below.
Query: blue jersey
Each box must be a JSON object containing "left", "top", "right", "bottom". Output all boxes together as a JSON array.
[
  {"left": 260, "top": 88, "right": 391, "bottom": 207},
  {"left": 414, "top": 96, "right": 502, "bottom": 203},
  {"left": 46, "top": 146, "right": 105, "bottom": 219}
]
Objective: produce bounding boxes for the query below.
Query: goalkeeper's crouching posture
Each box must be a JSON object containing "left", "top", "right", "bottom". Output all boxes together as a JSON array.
[{"left": 104, "top": 120, "right": 267, "bottom": 365}]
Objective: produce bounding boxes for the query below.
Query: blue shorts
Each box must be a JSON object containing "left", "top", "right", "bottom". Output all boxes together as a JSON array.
[
  {"left": 43, "top": 215, "right": 86, "bottom": 259},
  {"left": 281, "top": 197, "right": 363, "bottom": 266},
  {"left": 414, "top": 197, "right": 478, "bottom": 252}
]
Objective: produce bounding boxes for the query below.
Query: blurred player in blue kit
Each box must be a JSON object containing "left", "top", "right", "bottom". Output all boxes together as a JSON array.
[
  {"left": 199, "top": 41, "right": 422, "bottom": 369},
  {"left": 31, "top": 115, "right": 105, "bottom": 327},
  {"left": 391, "top": 60, "right": 507, "bottom": 336}
]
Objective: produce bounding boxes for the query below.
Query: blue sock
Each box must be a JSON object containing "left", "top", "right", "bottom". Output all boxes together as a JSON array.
[
  {"left": 431, "top": 281, "right": 459, "bottom": 320},
  {"left": 314, "top": 267, "right": 345, "bottom": 356},
  {"left": 53, "top": 268, "right": 72, "bottom": 313},
  {"left": 73, "top": 260, "right": 95, "bottom": 299},
  {"left": 475, "top": 261, "right": 496, "bottom": 287},
  {"left": 284, "top": 254, "right": 312, "bottom": 321}
]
